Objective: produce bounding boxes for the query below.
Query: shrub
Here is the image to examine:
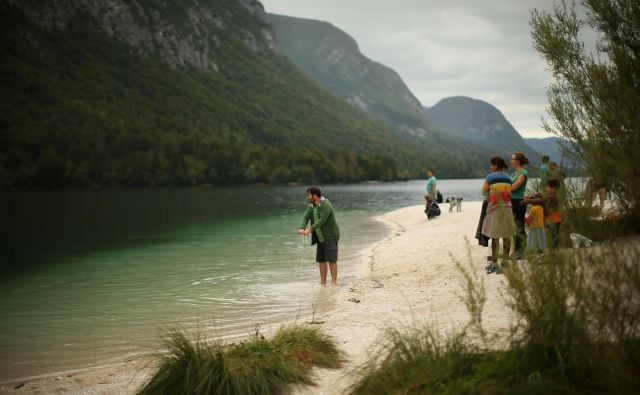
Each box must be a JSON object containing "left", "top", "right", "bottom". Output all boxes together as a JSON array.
[
  {"left": 351, "top": 243, "right": 640, "bottom": 394},
  {"left": 138, "top": 325, "right": 343, "bottom": 395}
]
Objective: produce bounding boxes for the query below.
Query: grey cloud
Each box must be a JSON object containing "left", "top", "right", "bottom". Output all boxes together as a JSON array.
[{"left": 261, "top": 0, "right": 579, "bottom": 138}]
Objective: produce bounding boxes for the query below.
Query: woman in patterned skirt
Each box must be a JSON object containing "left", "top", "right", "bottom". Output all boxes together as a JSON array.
[{"left": 482, "top": 156, "right": 517, "bottom": 274}]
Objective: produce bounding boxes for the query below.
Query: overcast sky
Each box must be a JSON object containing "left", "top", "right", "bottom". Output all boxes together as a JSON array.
[{"left": 260, "top": 0, "right": 562, "bottom": 139}]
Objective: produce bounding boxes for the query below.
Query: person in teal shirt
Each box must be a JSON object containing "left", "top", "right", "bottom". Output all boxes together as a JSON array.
[
  {"left": 510, "top": 152, "right": 529, "bottom": 259},
  {"left": 426, "top": 170, "right": 437, "bottom": 199},
  {"left": 298, "top": 186, "right": 340, "bottom": 286},
  {"left": 540, "top": 155, "right": 550, "bottom": 185}
]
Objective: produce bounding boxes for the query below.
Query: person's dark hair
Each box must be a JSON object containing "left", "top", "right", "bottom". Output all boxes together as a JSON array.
[
  {"left": 427, "top": 169, "right": 434, "bottom": 176},
  {"left": 542, "top": 155, "right": 550, "bottom": 163},
  {"left": 513, "top": 151, "right": 530, "bottom": 166},
  {"left": 307, "top": 186, "right": 322, "bottom": 197},
  {"left": 547, "top": 179, "right": 560, "bottom": 189},
  {"left": 490, "top": 156, "right": 507, "bottom": 170}
]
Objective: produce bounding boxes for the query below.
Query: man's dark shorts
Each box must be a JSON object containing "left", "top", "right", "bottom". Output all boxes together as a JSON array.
[{"left": 316, "top": 240, "right": 338, "bottom": 263}]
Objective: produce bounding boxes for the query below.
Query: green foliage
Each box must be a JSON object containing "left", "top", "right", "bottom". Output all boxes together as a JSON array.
[
  {"left": 138, "top": 325, "right": 343, "bottom": 395},
  {"left": 0, "top": 2, "right": 451, "bottom": 188},
  {"left": 352, "top": 242, "right": 640, "bottom": 394},
  {"left": 555, "top": 178, "right": 640, "bottom": 243},
  {"left": 351, "top": 328, "right": 495, "bottom": 395},
  {"left": 530, "top": 0, "right": 640, "bottom": 218}
]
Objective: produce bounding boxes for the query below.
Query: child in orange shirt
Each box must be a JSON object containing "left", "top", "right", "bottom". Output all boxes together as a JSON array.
[
  {"left": 522, "top": 179, "right": 562, "bottom": 249},
  {"left": 525, "top": 194, "right": 546, "bottom": 253}
]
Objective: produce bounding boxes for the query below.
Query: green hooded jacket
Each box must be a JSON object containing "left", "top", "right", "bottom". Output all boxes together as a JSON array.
[{"left": 299, "top": 198, "right": 340, "bottom": 245}]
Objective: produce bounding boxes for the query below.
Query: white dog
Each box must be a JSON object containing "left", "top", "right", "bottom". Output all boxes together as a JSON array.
[{"left": 448, "top": 197, "right": 463, "bottom": 212}]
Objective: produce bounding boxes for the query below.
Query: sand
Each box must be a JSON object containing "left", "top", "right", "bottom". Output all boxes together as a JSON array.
[
  {"left": 1, "top": 201, "right": 513, "bottom": 394},
  {"left": 291, "top": 201, "right": 512, "bottom": 394}
]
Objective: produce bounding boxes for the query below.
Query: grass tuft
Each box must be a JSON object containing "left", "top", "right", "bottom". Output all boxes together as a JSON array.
[
  {"left": 138, "top": 325, "right": 343, "bottom": 395},
  {"left": 351, "top": 328, "right": 497, "bottom": 394}
]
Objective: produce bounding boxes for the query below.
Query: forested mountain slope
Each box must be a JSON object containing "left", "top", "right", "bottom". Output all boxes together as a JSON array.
[{"left": 1, "top": 1, "right": 488, "bottom": 187}]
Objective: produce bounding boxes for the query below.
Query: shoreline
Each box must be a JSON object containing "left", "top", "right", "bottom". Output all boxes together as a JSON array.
[
  {"left": 0, "top": 204, "right": 398, "bottom": 393},
  {"left": 1, "top": 201, "right": 511, "bottom": 394},
  {"left": 291, "top": 201, "right": 512, "bottom": 394}
]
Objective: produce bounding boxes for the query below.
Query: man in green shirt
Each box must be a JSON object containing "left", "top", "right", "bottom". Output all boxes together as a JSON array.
[{"left": 298, "top": 186, "right": 340, "bottom": 286}]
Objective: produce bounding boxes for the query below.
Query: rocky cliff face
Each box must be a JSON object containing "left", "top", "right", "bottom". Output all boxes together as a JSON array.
[
  {"left": 9, "top": 0, "right": 276, "bottom": 71},
  {"left": 267, "top": 13, "right": 437, "bottom": 138}
]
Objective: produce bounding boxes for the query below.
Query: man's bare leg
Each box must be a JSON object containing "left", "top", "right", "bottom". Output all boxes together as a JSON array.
[
  {"left": 329, "top": 262, "right": 337, "bottom": 286},
  {"left": 319, "top": 262, "right": 328, "bottom": 286}
]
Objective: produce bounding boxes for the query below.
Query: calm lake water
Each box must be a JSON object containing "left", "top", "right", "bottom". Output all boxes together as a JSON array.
[{"left": 0, "top": 179, "right": 484, "bottom": 382}]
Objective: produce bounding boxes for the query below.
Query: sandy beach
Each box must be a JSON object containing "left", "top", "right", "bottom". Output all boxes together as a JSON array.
[
  {"left": 293, "top": 201, "right": 511, "bottom": 394},
  {"left": 1, "top": 201, "right": 512, "bottom": 394}
]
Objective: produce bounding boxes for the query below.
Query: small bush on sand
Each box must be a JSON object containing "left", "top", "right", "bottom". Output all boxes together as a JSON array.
[
  {"left": 351, "top": 242, "right": 640, "bottom": 395},
  {"left": 351, "top": 328, "right": 500, "bottom": 394},
  {"left": 138, "top": 325, "right": 343, "bottom": 395}
]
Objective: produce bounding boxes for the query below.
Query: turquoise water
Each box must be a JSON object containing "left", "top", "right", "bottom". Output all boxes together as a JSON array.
[{"left": 0, "top": 180, "right": 483, "bottom": 381}]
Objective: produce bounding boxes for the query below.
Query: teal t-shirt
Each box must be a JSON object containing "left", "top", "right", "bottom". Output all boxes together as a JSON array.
[
  {"left": 540, "top": 164, "right": 550, "bottom": 176},
  {"left": 426, "top": 176, "right": 437, "bottom": 197},
  {"left": 540, "top": 164, "right": 550, "bottom": 182},
  {"left": 511, "top": 168, "right": 529, "bottom": 199}
]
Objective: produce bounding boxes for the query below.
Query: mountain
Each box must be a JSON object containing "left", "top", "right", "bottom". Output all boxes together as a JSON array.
[
  {"left": 524, "top": 137, "right": 563, "bottom": 164},
  {"left": 1, "top": 0, "right": 450, "bottom": 187},
  {"left": 266, "top": 13, "right": 437, "bottom": 139},
  {"left": 265, "top": 13, "right": 504, "bottom": 178},
  {"left": 424, "top": 96, "right": 537, "bottom": 159},
  {"left": 525, "top": 137, "right": 581, "bottom": 170}
]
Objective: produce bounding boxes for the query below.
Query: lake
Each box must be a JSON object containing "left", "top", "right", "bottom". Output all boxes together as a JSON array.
[{"left": 0, "top": 179, "right": 484, "bottom": 382}]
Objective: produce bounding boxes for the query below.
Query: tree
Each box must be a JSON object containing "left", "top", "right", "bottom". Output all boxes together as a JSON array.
[{"left": 531, "top": 0, "right": 640, "bottom": 217}]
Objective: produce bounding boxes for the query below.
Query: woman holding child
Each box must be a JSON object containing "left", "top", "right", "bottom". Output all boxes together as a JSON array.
[{"left": 481, "top": 156, "right": 517, "bottom": 274}]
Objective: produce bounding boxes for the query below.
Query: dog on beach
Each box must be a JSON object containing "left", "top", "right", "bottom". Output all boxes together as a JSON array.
[{"left": 447, "top": 197, "right": 463, "bottom": 212}]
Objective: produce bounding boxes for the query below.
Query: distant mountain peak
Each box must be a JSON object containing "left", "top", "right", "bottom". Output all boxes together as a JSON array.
[{"left": 424, "top": 96, "right": 535, "bottom": 156}]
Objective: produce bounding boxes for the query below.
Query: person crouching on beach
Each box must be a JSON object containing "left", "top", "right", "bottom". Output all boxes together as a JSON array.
[
  {"left": 298, "top": 186, "right": 341, "bottom": 286},
  {"left": 424, "top": 194, "right": 441, "bottom": 219},
  {"left": 523, "top": 194, "right": 547, "bottom": 253},
  {"left": 522, "top": 179, "right": 562, "bottom": 248},
  {"left": 481, "top": 156, "right": 517, "bottom": 274}
]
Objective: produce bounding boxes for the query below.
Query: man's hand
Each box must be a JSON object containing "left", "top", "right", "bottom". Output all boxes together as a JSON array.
[
  {"left": 298, "top": 229, "right": 305, "bottom": 235},
  {"left": 302, "top": 228, "right": 312, "bottom": 236}
]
